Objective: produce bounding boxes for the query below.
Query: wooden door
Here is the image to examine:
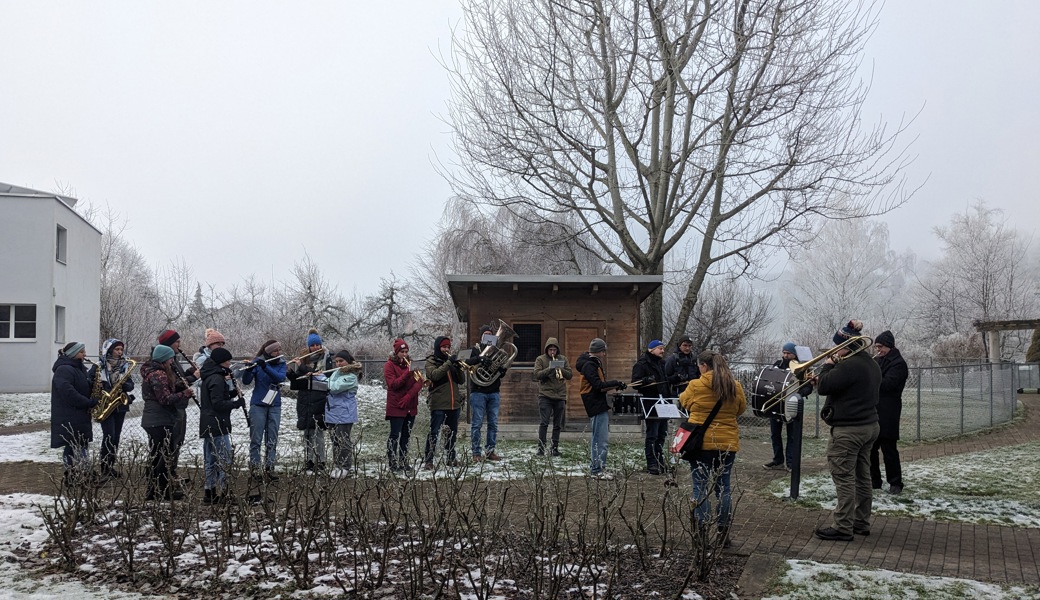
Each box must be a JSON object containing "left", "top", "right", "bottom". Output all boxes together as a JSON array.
[{"left": 563, "top": 322, "right": 604, "bottom": 425}]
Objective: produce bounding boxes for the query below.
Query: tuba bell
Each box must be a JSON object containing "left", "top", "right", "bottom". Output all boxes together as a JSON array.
[{"left": 468, "top": 319, "right": 518, "bottom": 387}]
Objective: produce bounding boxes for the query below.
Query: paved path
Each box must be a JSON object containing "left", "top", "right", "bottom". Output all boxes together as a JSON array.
[{"left": 732, "top": 394, "right": 1040, "bottom": 598}]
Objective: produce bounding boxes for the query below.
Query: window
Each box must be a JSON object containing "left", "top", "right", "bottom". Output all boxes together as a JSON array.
[
  {"left": 0, "top": 304, "right": 37, "bottom": 339},
  {"left": 56, "top": 225, "right": 68, "bottom": 263},
  {"left": 512, "top": 323, "right": 543, "bottom": 363},
  {"left": 55, "top": 305, "right": 66, "bottom": 343}
]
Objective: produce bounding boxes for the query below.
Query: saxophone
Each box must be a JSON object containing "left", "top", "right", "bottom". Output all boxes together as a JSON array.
[{"left": 92, "top": 359, "right": 138, "bottom": 422}]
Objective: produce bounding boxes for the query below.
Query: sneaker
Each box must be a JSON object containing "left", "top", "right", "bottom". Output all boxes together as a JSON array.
[
  {"left": 304, "top": 460, "right": 316, "bottom": 473},
  {"left": 593, "top": 471, "right": 615, "bottom": 481},
  {"left": 814, "top": 526, "right": 853, "bottom": 541},
  {"left": 762, "top": 461, "right": 785, "bottom": 470},
  {"left": 330, "top": 468, "right": 350, "bottom": 479},
  {"left": 551, "top": 448, "right": 561, "bottom": 457},
  {"left": 486, "top": 452, "right": 502, "bottom": 462}
]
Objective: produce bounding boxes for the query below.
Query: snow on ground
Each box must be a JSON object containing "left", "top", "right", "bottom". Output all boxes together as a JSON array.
[
  {"left": 768, "top": 441, "right": 1040, "bottom": 527},
  {"left": 763, "top": 559, "right": 1040, "bottom": 600}
]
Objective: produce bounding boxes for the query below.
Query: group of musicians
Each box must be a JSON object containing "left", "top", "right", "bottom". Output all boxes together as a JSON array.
[{"left": 49, "top": 319, "right": 905, "bottom": 545}]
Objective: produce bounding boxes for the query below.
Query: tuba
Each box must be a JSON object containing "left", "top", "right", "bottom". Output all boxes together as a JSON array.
[
  {"left": 92, "top": 359, "right": 138, "bottom": 422},
  {"left": 468, "top": 319, "right": 518, "bottom": 387}
]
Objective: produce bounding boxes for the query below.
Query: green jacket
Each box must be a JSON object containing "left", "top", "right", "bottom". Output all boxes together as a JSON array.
[
  {"left": 425, "top": 354, "right": 466, "bottom": 411},
  {"left": 532, "top": 337, "right": 572, "bottom": 401}
]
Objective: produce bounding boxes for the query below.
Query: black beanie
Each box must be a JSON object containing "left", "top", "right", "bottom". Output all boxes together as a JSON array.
[
  {"left": 875, "top": 330, "right": 895, "bottom": 349},
  {"left": 210, "top": 347, "right": 233, "bottom": 364}
]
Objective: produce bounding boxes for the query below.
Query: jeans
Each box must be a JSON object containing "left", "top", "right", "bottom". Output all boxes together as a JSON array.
[
  {"left": 690, "top": 450, "right": 736, "bottom": 527},
  {"left": 99, "top": 411, "right": 126, "bottom": 471},
  {"left": 249, "top": 404, "right": 281, "bottom": 469},
  {"left": 769, "top": 416, "right": 802, "bottom": 468},
  {"left": 589, "top": 411, "right": 610, "bottom": 474},
  {"left": 644, "top": 419, "right": 669, "bottom": 470},
  {"left": 469, "top": 392, "right": 500, "bottom": 456},
  {"left": 538, "top": 397, "right": 566, "bottom": 452},
  {"left": 387, "top": 415, "right": 415, "bottom": 469},
  {"left": 828, "top": 422, "right": 880, "bottom": 534},
  {"left": 331, "top": 423, "right": 354, "bottom": 469},
  {"left": 425, "top": 409, "right": 460, "bottom": 464},
  {"left": 203, "top": 433, "right": 233, "bottom": 491},
  {"left": 303, "top": 428, "right": 327, "bottom": 465}
]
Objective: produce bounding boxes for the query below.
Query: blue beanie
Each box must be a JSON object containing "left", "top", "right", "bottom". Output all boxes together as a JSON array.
[
  {"left": 648, "top": 339, "right": 665, "bottom": 350},
  {"left": 62, "top": 342, "right": 85, "bottom": 358},
  {"left": 833, "top": 320, "right": 864, "bottom": 345},
  {"left": 152, "top": 344, "right": 175, "bottom": 363},
  {"left": 307, "top": 330, "right": 323, "bottom": 347},
  {"left": 782, "top": 342, "right": 797, "bottom": 354}
]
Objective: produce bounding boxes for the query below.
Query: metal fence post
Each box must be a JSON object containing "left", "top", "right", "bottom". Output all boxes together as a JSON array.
[
  {"left": 916, "top": 366, "right": 922, "bottom": 441},
  {"left": 989, "top": 364, "right": 994, "bottom": 427},
  {"left": 960, "top": 364, "right": 966, "bottom": 435}
]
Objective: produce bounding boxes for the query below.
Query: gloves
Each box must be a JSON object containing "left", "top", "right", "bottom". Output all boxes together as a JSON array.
[
  {"left": 234, "top": 399, "right": 246, "bottom": 409},
  {"left": 465, "top": 355, "right": 482, "bottom": 366},
  {"left": 607, "top": 380, "right": 625, "bottom": 390},
  {"left": 480, "top": 357, "right": 492, "bottom": 369}
]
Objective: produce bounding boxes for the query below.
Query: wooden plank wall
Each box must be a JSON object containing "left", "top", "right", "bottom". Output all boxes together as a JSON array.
[{"left": 464, "top": 286, "right": 643, "bottom": 424}]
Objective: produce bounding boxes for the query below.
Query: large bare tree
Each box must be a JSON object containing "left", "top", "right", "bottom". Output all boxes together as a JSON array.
[{"left": 446, "top": 0, "right": 912, "bottom": 344}]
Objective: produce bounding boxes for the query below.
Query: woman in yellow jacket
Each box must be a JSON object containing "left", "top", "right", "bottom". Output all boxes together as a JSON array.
[{"left": 678, "top": 350, "right": 746, "bottom": 542}]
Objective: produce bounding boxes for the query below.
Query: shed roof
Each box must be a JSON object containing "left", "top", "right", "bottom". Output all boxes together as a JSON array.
[{"left": 446, "top": 274, "right": 663, "bottom": 320}]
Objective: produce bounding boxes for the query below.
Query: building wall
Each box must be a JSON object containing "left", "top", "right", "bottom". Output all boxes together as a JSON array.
[
  {"left": 465, "top": 287, "right": 643, "bottom": 425},
  {"left": 0, "top": 196, "right": 100, "bottom": 392}
]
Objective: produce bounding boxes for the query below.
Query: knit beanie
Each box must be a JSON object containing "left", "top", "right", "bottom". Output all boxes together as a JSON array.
[
  {"left": 648, "top": 339, "right": 664, "bottom": 350},
  {"left": 393, "top": 339, "right": 408, "bottom": 354},
  {"left": 158, "top": 329, "right": 180, "bottom": 346},
  {"left": 210, "top": 347, "right": 233, "bottom": 365},
  {"left": 589, "top": 338, "right": 607, "bottom": 353},
  {"left": 307, "top": 328, "right": 323, "bottom": 347},
  {"left": 335, "top": 349, "right": 354, "bottom": 363},
  {"left": 152, "top": 345, "right": 176, "bottom": 363},
  {"left": 833, "top": 320, "right": 864, "bottom": 346},
  {"left": 263, "top": 341, "right": 282, "bottom": 356},
  {"left": 782, "top": 342, "right": 797, "bottom": 354},
  {"left": 204, "top": 328, "right": 226, "bottom": 347},
  {"left": 62, "top": 342, "right": 85, "bottom": 358},
  {"left": 875, "top": 330, "right": 896, "bottom": 349}
]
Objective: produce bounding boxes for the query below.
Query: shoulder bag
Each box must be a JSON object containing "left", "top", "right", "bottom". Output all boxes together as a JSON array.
[{"left": 670, "top": 395, "right": 725, "bottom": 461}]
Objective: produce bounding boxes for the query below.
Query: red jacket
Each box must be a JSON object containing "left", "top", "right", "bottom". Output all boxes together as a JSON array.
[{"left": 384, "top": 355, "right": 423, "bottom": 418}]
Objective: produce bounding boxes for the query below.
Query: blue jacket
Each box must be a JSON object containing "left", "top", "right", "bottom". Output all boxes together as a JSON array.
[
  {"left": 50, "top": 354, "right": 97, "bottom": 449},
  {"left": 241, "top": 359, "right": 287, "bottom": 407},
  {"left": 326, "top": 363, "right": 362, "bottom": 425}
]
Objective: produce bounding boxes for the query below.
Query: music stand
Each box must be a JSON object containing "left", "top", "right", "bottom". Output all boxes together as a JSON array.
[{"left": 639, "top": 395, "right": 686, "bottom": 420}]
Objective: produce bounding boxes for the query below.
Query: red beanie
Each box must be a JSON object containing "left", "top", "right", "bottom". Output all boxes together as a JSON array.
[
  {"left": 158, "top": 330, "right": 180, "bottom": 346},
  {"left": 393, "top": 339, "right": 408, "bottom": 353}
]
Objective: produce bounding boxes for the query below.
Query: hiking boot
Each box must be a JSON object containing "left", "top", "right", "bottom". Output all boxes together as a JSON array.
[
  {"left": 203, "top": 488, "right": 218, "bottom": 505},
  {"left": 264, "top": 468, "right": 280, "bottom": 482},
  {"left": 647, "top": 465, "right": 661, "bottom": 475},
  {"left": 814, "top": 526, "right": 853, "bottom": 541},
  {"left": 472, "top": 454, "right": 484, "bottom": 462},
  {"left": 853, "top": 526, "right": 871, "bottom": 536},
  {"left": 551, "top": 448, "right": 561, "bottom": 457},
  {"left": 486, "top": 452, "right": 502, "bottom": 462},
  {"left": 762, "top": 461, "right": 785, "bottom": 470},
  {"left": 888, "top": 484, "right": 903, "bottom": 495},
  {"left": 423, "top": 462, "right": 435, "bottom": 471}
]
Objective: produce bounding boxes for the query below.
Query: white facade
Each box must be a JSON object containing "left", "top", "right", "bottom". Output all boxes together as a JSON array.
[{"left": 0, "top": 183, "right": 102, "bottom": 392}]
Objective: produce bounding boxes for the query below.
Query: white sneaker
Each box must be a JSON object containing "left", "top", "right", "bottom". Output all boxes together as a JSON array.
[
  {"left": 594, "top": 471, "right": 614, "bottom": 481},
  {"left": 330, "top": 468, "right": 349, "bottom": 479}
]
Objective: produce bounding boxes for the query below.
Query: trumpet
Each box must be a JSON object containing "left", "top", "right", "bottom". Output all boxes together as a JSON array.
[{"left": 404, "top": 358, "right": 425, "bottom": 383}]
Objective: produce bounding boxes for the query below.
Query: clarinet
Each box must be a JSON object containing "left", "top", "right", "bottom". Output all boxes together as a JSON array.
[
  {"left": 172, "top": 352, "right": 201, "bottom": 408},
  {"left": 228, "top": 369, "right": 250, "bottom": 422}
]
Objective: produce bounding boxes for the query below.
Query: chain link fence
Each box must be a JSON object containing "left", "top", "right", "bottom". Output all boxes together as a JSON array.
[{"left": 734, "top": 361, "right": 1021, "bottom": 441}]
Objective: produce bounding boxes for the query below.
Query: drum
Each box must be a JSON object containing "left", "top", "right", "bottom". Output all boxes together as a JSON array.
[
  {"left": 612, "top": 392, "right": 642, "bottom": 414},
  {"left": 751, "top": 366, "right": 796, "bottom": 418}
]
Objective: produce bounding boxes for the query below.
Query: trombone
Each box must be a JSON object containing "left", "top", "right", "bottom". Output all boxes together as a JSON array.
[{"left": 757, "top": 335, "right": 873, "bottom": 414}]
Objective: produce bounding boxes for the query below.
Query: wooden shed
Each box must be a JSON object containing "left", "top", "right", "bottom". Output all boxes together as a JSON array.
[{"left": 446, "top": 274, "right": 663, "bottom": 428}]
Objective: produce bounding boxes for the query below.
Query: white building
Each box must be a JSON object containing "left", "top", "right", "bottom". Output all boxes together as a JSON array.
[{"left": 0, "top": 183, "right": 102, "bottom": 392}]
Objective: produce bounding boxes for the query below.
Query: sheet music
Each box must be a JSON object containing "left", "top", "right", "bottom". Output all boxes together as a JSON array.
[{"left": 654, "top": 403, "right": 683, "bottom": 419}]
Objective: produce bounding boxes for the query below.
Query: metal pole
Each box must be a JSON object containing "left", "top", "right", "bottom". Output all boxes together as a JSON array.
[
  {"left": 916, "top": 367, "right": 922, "bottom": 441},
  {"left": 960, "top": 364, "right": 965, "bottom": 435},
  {"left": 989, "top": 363, "right": 994, "bottom": 427}
]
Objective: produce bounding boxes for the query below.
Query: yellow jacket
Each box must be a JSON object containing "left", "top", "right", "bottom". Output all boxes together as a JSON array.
[{"left": 678, "top": 371, "right": 746, "bottom": 453}]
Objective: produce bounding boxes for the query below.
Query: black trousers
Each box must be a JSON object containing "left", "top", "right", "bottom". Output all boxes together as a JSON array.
[
  {"left": 99, "top": 411, "right": 126, "bottom": 470},
  {"left": 145, "top": 425, "right": 177, "bottom": 495},
  {"left": 538, "top": 396, "right": 566, "bottom": 451},
  {"left": 870, "top": 435, "right": 903, "bottom": 488}
]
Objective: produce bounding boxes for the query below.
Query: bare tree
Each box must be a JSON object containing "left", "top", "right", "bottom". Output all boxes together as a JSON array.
[
  {"left": 151, "top": 258, "right": 195, "bottom": 329},
  {"left": 96, "top": 208, "right": 164, "bottom": 354},
  {"left": 664, "top": 277, "right": 772, "bottom": 356},
  {"left": 445, "top": 0, "right": 913, "bottom": 345},
  {"left": 911, "top": 201, "right": 1038, "bottom": 360}
]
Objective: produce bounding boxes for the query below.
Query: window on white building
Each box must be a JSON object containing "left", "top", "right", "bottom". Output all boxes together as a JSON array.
[
  {"left": 56, "top": 224, "right": 68, "bottom": 264},
  {"left": 0, "top": 304, "right": 37, "bottom": 340},
  {"left": 55, "top": 305, "right": 66, "bottom": 343}
]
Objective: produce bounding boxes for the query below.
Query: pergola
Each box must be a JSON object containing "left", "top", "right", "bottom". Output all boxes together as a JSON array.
[{"left": 973, "top": 319, "right": 1040, "bottom": 362}]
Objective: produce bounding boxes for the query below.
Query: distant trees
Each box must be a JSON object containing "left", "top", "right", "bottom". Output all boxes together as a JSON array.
[{"left": 446, "top": 0, "right": 912, "bottom": 344}]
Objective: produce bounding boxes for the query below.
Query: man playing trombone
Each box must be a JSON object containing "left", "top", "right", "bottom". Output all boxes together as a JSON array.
[{"left": 812, "top": 320, "right": 881, "bottom": 542}]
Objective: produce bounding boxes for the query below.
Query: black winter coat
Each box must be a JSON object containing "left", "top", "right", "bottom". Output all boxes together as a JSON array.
[
  {"left": 631, "top": 351, "right": 670, "bottom": 397},
  {"left": 576, "top": 352, "right": 614, "bottom": 417},
  {"left": 876, "top": 347, "right": 909, "bottom": 439},
  {"left": 50, "top": 355, "right": 98, "bottom": 449},
  {"left": 199, "top": 358, "right": 243, "bottom": 438},
  {"left": 288, "top": 352, "right": 333, "bottom": 430},
  {"left": 817, "top": 351, "right": 881, "bottom": 427}
]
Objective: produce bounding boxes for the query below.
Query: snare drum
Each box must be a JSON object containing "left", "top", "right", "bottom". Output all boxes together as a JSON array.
[{"left": 751, "top": 366, "right": 796, "bottom": 418}]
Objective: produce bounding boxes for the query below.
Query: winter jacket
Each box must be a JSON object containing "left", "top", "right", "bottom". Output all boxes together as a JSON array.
[
  {"left": 576, "top": 352, "right": 616, "bottom": 417},
  {"left": 678, "top": 370, "right": 747, "bottom": 452},
  {"left": 98, "top": 338, "right": 135, "bottom": 414},
  {"left": 384, "top": 355, "right": 423, "bottom": 418},
  {"left": 631, "top": 351, "right": 670, "bottom": 398},
  {"left": 326, "top": 363, "right": 363, "bottom": 425},
  {"left": 50, "top": 354, "right": 98, "bottom": 449},
  {"left": 241, "top": 357, "right": 287, "bottom": 407},
  {"left": 532, "top": 337, "right": 572, "bottom": 401},
  {"left": 140, "top": 359, "right": 194, "bottom": 428},
  {"left": 288, "top": 351, "right": 332, "bottom": 430},
  {"left": 664, "top": 349, "right": 699, "bottom": 393},
  {"left": 817, "top": 350, "right": 881, "bottom": 428},
  {"left": 876, "top": 347, "right": 909, "bottom": 439},
  {"left": 426, "top": 350, "right": 466, "bottom": 412},
  {"left": 198, "top": 357, "right": 244, "bottom": 438}
]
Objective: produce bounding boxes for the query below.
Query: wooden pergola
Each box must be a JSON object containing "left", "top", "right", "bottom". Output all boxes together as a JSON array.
[{"left": 973, "top": 319, "right": 1040, "bottom": 362}]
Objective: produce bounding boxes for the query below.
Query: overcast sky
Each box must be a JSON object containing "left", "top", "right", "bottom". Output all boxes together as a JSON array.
[{"left": 2, "top": 1, "right": 1038, "bottom": 298}]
